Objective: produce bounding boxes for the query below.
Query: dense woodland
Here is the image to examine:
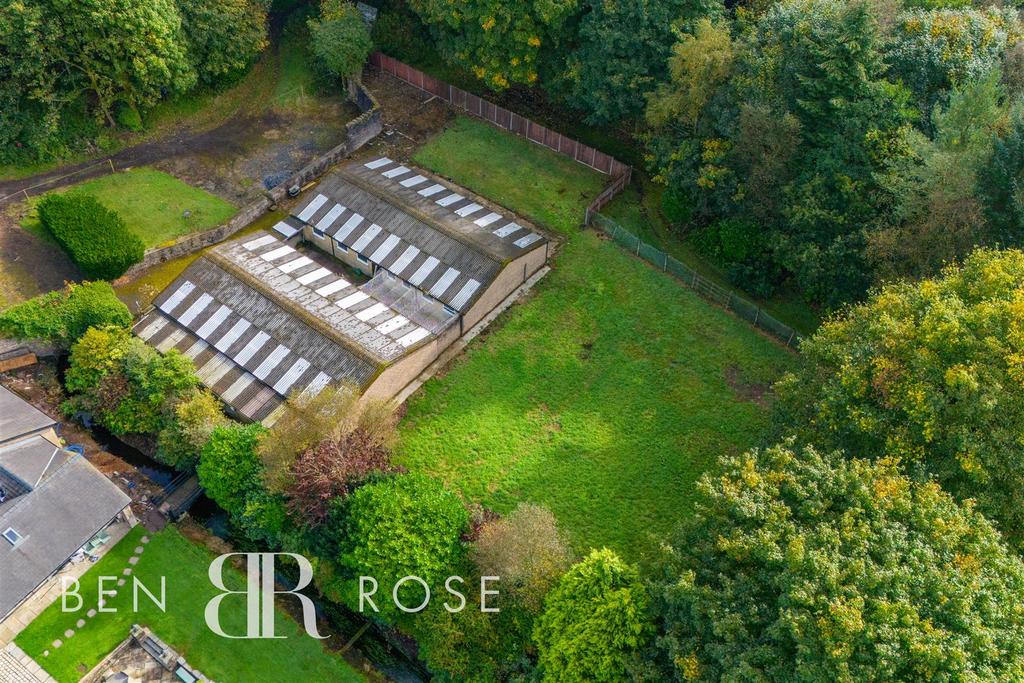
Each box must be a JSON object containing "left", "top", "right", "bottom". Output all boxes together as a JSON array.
[{"left": 5, "top": 0, "right": 1024, "bottom": 680}]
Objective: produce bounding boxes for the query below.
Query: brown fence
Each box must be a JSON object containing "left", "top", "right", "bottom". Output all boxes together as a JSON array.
[
  {"left": 590, "top": 212, "right": 802, "bottom": 348},
  {"left": 370, "top": 53, "right": 632, "bottom": 178}
]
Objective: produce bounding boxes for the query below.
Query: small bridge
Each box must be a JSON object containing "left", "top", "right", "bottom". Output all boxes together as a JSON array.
[{"left": 152, "top": 472, "right": 204, "bottom": 520}]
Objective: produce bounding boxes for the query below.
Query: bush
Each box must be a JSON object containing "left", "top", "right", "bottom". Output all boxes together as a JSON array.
[
  {"left": 308, "top": 0, "right": 372, "bottom": 79},
  {"left": 37, "top": 193, "right": 144, "bottom": 280},
  {"left": 339, "top": 473, "right": 469, "bottom": 620},
  {"left": 156, "top": 389, "right": 229, "bottom": 470},
  {"left": 0, "top": 281, "right": 131, "bottom": 345}
]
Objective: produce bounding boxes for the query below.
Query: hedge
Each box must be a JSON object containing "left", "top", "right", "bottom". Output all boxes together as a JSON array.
[
  {"left": 37, "top": 194, "right": 144, "bottom": 280},
  {"left": 0, "top": 281, "right": 132, "bottom": 345}
]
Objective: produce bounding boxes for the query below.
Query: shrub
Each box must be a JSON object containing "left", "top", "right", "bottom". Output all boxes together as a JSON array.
[
  {"left": 156, "top": 388, "right": 229, "bottom": 470},
  {"left": 37, "top": 193, "right": 144, "bottom": 280},
  {"left": 308, "top": 0, "right": 372, "bottom": 79},
  {"left": 0, "top": 281, "right": 131, "bottom": 345},
  {"left": 339, "top": 473, "right": 469, "bottom": 620},
  {"left": 533, "top": 548, "right": 650, "bottom": 682},
  {"left": 64, "top": 326, "right": 198, "bottom": 435}
]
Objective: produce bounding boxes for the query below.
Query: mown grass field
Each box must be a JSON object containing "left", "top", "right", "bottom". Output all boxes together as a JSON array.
[
  {"left": 22, "top": 168, "right": 237, "bottom": 249},
  {"left": 16, "top": 526, "right": 362, "bottom": 683},
  {"left": 398, "top": 117, "right": 797, "bottom": 558}
]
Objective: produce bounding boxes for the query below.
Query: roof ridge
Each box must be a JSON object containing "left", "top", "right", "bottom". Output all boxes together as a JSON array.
[{"left": 202, "top": 251, "right": 389, "bottom": 373}]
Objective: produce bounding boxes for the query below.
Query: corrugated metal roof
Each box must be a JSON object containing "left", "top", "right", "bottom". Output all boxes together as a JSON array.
[{"left": 290, "top": 160, "right": 547, "bottom": 313}]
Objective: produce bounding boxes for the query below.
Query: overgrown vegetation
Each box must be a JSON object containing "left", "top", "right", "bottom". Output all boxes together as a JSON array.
[
  {"left": 0, "top": 281, "right": 130, "bottom": 345},
  {"left": 36, "top": 194, "right": 144, "bottom": 279}
]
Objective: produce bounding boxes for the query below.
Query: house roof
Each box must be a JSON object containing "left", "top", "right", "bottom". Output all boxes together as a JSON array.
[
  {"left": 135, "top": 232, "right": 456, "bottom": 423},
  {"left": 0, "top": 454, "right": 130, "bottom": 619},
  {"left": 0, "top": 434, "right": 69, "bottom": 492},
  {"left": 289, "top": 158, "right": 548, "bottom": 312},
  {"left": 0, "top": 386, "right": 55, "bottom": 445}
]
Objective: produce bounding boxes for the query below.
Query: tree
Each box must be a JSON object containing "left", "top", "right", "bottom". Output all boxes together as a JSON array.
[
  {"left": 555, "top": 0, "right": 708, "bottom": 125},
  {"left": 198, "top": 423, "right": 269, "bottom": 518},
  {"left": 867, "top": 72, "right": 1006, "bottom": 281},
  {"left": 177, "top": 0, "right": 268, "bottom": 85},
  {"left": 776, "top": 247, "right": 1024, "bottom": 547},
  {"left": 533, "top": 548, "right": 649, "bottom": 682},
  {"left": 886, "top": 8, "right": 1015, "bottom": 127},
  {"left": 651, "top": 442, "right": 1024, "bottom": 681},
  {"left": 308, "top": 0, "right": 372, "bottom": 79},
  {"left": 471, "top": 503, "right": 573, "bottom": 612},
  {"left": 258, "top": 383, "right": 395, "bottom": 490},
  {"left": 408, "top": 0, "right": 579, "bottom": 89},
  {"left": 286, "top": 429, "right": 399, "bottom": 523},
  {"left": 646, "top": 19, "right": 735, "bottom": 129},
  {"left": 0, "top": 281, "right": 131, "bottom": 346},
  {"left": 64, "top": 326, "right": 197, "bottom": 435},
  {"left": 46, "top": 0, "right": 196, "bottom": 126},
  {"left": 156, "top": 389, "right": 229, "bottom": 470},
  {"left": 978, "top": 104, "right": 1024, "bottom": 245},
  {"left": 339, "top": 474, "right": 468, "bottom": 619}
]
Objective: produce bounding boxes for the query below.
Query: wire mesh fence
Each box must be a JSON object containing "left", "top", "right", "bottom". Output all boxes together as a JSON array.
[{"left": 589, "top": 212, "right": 802, "bottom": 348}]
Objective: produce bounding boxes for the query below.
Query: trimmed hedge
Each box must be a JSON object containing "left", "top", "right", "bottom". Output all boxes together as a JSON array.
[
  {"left": 0, "top": 281, "right": 132, "bottom": 345},
  {"left": 37, "top": 193, "right": 144, "bottom": 280}
]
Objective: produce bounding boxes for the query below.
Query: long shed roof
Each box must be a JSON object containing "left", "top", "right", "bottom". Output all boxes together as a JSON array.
[
  {"left": 135, "top": 231, "right": 455, "bottom": 423},
  {"left": 289, "top": 158, "right": 548, "bottom": 312}
]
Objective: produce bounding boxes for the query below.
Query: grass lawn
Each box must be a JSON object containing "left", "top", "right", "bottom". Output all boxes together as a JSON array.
[
  {"left": 600, "top": 177, "right": 823, "bottom": 335},
  {"left": 22, "top": 168, "right": 237, "bottom": 249},
  {"left": 16, "top": 526, "right": 362, "bottom": 683},
  {"left": 398, "top": 117, "right": 797, "bottom": 558}
]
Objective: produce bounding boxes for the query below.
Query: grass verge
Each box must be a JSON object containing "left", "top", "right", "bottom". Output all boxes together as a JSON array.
[
  {"left": 15, "top": 526, "right": 362, "bottom": 683},
  {"left": 398, "top": 118, "right": 796, "bottom": 559},
  {"left": 22, "top": 168, "right": 237, "bottom": 249}
]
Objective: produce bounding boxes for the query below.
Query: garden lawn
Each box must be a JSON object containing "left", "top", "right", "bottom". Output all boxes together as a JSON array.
[
  {"left": 16, "top": 526, "right": 362, "bottom": 683},
  {"left": 399, "top": 118, "right": 797, "bottom": 558}
]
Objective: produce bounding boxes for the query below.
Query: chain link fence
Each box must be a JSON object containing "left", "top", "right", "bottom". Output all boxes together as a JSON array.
[{"left": 590, "top": 212, "right": 802, "bottom": 348}]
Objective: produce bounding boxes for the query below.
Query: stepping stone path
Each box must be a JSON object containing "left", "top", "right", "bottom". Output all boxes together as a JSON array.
[{"left": 34, "top": 532, "right": 151, "bottom": 666}]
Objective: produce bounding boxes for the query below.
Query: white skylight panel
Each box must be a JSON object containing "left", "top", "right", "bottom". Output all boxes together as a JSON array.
[
  {"left": 474, "top": 212, "right": 502, "bottom": 227},
  {"left": 376, "top": 315, "right": 409, "bottom": 334},
  {"left": 429, "top": 268, "right": 460, "bottom": 297},
  {"left": 351, "top": 224, "right": 383, "bottom": 252},
  {"left": 455, "top": 202, "right": 483, "bottom": 217},
  {"left": 337, "top": 291, "right": 370, "bottom": 309},
  {"left": 213, "top": 318, "right": 251, "bottom": 353},
  {"left": 278, "top": 256, "right": 314, "bottom": 273},
  {"left": 418, "top": 183, "right": 446, "bottom": 197},
  {"left": 355, "top": 302, "right": 389, "bottom": 321},
  {"left": 243, "top": 235, "right": 277, "bottom": 250},
  {"left": 408, "top": 256, "right": 440, "bottom": 286},
  {"left": 364, "top": 157, "right": 392, "bottom": 169},
  {"left": 273, "top": 358, "right": 311, "bottom": 395},
  {"left": 260, "top": 245, "right": 296, "bottom": 261},
  {"left": 315, "top": 279, "right": 350, "bottom": 297},
  {"left": 234, "top": 330, "right": 270, "bottom": 365},
  {"left": 397, "top": 327, "right": 430, "bottom": 347},
  {"left": 297, "top": 267, "right": 332, "bottom": 286},
  {"left": 159, "top": 281, "right": 195, "bottom": 314},
  {"left": 177, "top": 293, "right": 214, "bottom": 326},
  {"left": 436, "top": 193, "right": 463, "bottom": 207},
  {"left": 382, "top": 165, "right": 410, "bottom": 178},
  {"left": 196, "top": 305, "right": 232, "bottom": 339},
  {"left": 254, "top": 344, "right": 290, "bottom": 380},
  {"left": 296, "top": 194, "right": 328, "bottom": 221},
  {"left": 369, "top": 234, "right": 401, "bottom": 263}
]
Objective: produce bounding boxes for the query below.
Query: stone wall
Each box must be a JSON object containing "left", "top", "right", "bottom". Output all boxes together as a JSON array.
[{"left": 117, "top": 79, "right": 382, "bottom": 282}]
